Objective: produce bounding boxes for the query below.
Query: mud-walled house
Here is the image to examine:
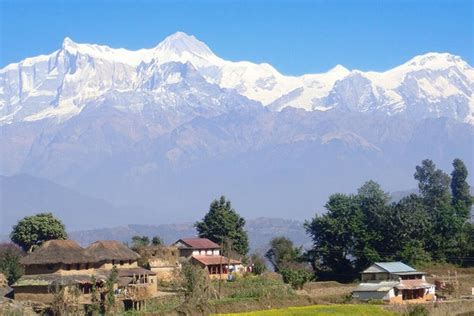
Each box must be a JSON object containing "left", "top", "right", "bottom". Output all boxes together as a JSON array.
[{"left": 12, "top": 239, "right": 157, "bottom": 310}]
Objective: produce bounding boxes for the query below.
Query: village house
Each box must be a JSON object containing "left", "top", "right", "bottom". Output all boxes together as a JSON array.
[
  {"left": 352, "top": 262, "right": 436, "bottom": 304},
  {"left": 172, "top": 238, "right": 244, "bottom": 279},
  {"left": 12, "top": 239, "right": 157, "bottom": 310},
  {"left": 135, "top": 245, "right": 181, "bottom": 282}
]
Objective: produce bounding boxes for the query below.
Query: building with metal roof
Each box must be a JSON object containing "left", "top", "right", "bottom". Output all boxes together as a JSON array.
[{"left": 353, "top": 262, "right": 435, "bottom": 304}]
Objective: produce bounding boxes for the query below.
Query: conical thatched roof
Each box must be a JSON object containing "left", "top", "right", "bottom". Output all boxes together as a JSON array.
[
  {"left": 85, "top": 240, "right": 140, "bottom": 262},
  {"left": 20, "top": 240, "right": 94, "bottom": 265}
]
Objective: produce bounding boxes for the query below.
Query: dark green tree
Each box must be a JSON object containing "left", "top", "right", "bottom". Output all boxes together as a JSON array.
[
  {"left": 414, "top": 159, "right": 459, "bottom": 260},
  {"left": 131, "top": 235, "right": 150, "bottom": 249},
  {"left": 0, "top": 243, "right": 24, "bottom": 285},
  {"left": 414, "top": 159, "right": 451, "bottom": 208},
  {"left": 385, "top": 194, "right": 432, "bottom": 261},
  {"left": 354, "top": 181, "right": 391, "bottom": 271},
  {"left": 304, "top": 193, "right": 363, "bottom": 281},
  {"left": 265, "top": 236, "right": 302, "bottom": 272},
  {"left": 451, "top": 158, "right": 473, "bottom": 220},
  {"left": 151, "top": 236, "right": 163, "bottom": 246},
  {"left": 195, "top": 196, "right": 249, "bottom": 256},
  {"left": 10, "top": 213, "right": 67, "bottom": 252}
]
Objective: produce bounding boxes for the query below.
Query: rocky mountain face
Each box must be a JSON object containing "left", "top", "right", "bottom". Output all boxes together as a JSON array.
[{"left": 1, "top": 32, "right": 473, "bottom": 232}]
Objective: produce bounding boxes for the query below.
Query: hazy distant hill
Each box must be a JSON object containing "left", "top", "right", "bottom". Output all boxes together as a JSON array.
[
  {"left": 69, "top": 217, "right": 310, "bottom": 252},
  {"left": 0, "top": 174, "right": 153, "bottom": 233}
]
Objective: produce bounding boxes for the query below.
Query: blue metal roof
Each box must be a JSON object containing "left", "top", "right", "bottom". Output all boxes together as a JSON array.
[{"left": 374, "top": 262, "right": 416, "bottom": 273}]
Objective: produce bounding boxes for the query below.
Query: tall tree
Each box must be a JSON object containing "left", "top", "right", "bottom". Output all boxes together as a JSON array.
[
  {"left": 195, "top": 196, "right": 249, "bottom": 256},
  {"left": 414, "top": 159, "right": 456, "bottom": 260},
  {"left": 265, "top": 236, "right": 302, "bottom": 272},
  {"left": 354, "top": 181, "right": 390, "bottom": 271},
  {"left": 451, "top": 158, "right": 473, "bottom": 220},
  {"left": 10, "top": 213, "right": 67, "bottom": 252},
  {"left": 304, "top": 193, "right": 362, "bottom": 281},
  {"left": 414, "top": 159, "right": 451, "bottom": 207}
]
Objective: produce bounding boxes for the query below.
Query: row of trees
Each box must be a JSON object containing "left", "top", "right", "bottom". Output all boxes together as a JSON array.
[
  {"left": 304, "top": 159, "right": 473, "bottom": 281},
  {"left": 194, "top": 159, "right": 473, "bottom": 285}
]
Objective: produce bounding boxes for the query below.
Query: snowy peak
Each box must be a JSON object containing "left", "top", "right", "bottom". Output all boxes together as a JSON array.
[
  {"left": 155, "top": 32, "right": 215, "bottom": 58},
  {"left": 397, "top": 52, "right": 471, "bottom": 72},
  {"left": 0, "top": 32, "right": 473, "bottom": 125},
  {"left": 328, "top": 64, "right": 350, "bottom": 76},
  {"left": 62, "top": 37, "right": 77, "bottom": 49}
]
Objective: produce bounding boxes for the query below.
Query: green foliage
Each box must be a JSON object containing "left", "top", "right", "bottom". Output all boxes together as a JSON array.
[
  {"left": 305, "top": 158, "right": 473, "bottom": 281},
  {"left": 397, "top": 240, "right": 431, "bottom": 267},
  {"left": 279, "top": 263, "right": 313, "bottom": 289},
  {"left": 0, "top": 243, "right": 24, "bottom": 285},
  {"left": 451, "top": 158, "right": 472, "bottom": 220},
  {"left": 215, "top": 276, "right": 294, "bottom": 302},
  {"left": 250, "top": 253, "right": 266, "bottom": 275},
  {"left": 304, "top": 193, "right": 362, "bottom": 281},
  {"left": 105, "top": 266, "right": 118, "bottom": 312},
  {"left": 265, "top": 236, "right": 302, "bottom": 272},
  {"left": 10, "top": 213, "right": 67, "bottom": 252},
  {"left": 131, "top": 235, "right": 150, "bottom": 249},
  {"left": 151, "top": 236, "right": 163, "bottom": 246},
  {"left": 195, "top": 196, "right": 249, "bottom": 256},
  {"left": 405, "top": 304, "right": 429, "bottom": 316},
  {"left": 180, "top": 262, "right": 213, "bottom": 304},
  {"left": 87, "top": 275, "right": 101, "bottom": 315}
]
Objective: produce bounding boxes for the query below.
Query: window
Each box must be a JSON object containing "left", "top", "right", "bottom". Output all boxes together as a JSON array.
[
  {"left": 66, "top": 264, "right": 71, "bottom": 271},
  {"left": 76, "top": 264, "right": 80, "bottom": 270},
  {"left": 120, "top": 261, "right": 124, "bottom": 266},
  {"left": 112, "top": 260, "right": 115, "bottom": 265},
  {"left": 129, "top": 260, "right": 132, "bottom": 265},
  {"left": 47, "top": 264, "right": 54, "bottom": 271}
]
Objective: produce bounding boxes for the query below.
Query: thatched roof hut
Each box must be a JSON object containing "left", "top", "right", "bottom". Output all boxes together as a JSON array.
[
  {"left": 85, "top": 240, "right": 140, "bottom": 262},
  {"left": 20, "top": 240, "right": 94, "bottom": 265}
]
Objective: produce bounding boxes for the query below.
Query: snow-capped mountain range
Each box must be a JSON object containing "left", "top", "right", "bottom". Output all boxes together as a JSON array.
[
  {"left": 1, "top": 32, "right": 473, "bottom": 232},
  {"left": 1, "top": 31, "right": 473, "bottom": 125}
]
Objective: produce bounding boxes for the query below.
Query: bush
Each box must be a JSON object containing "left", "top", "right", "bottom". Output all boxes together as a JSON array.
[
  {"left": 180, "top": 263, "right": 214, "bottom": 303},
  {"left": 406, "top": 304, "right": 429, "bottom": 316},
  {"left": 279, "top": 263, "right": 313, "bottom": 289},
  {"left": 0, "top": 243, "right": 24, "bottom": 285},
  {"left": 250, "top": 252, "right": 267, "bottom": 275}
]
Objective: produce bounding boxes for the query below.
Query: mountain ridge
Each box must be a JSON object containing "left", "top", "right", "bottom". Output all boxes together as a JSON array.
[{"left": 1, "top": 32, "right": 473, "bottom": 124}]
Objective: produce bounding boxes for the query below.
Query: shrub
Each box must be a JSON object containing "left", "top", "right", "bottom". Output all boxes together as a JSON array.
[
  {"left": 250, "top": 252, "right": 267, "bottom": 275},
  {"left": 279, "top": 263, "right": 313, "bottom": 289},
  {"left": 406, "top": 304, "right": 429, "bottom": 316},
  {"left": 0, "top": 243, "right": 24, "bottom": 285}
]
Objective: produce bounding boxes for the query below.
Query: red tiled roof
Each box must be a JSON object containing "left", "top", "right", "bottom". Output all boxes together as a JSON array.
[
  {"left": 396, "top": 279, "right": 433, "bottom": 290},
  {"left": 192, "top": 255, "right": 241, "bottom": 266},
  {"left": 178, "top": 238, "right": 220, "bottom": 249}
]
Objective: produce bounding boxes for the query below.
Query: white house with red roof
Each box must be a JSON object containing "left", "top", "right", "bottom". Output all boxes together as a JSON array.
[{"left": 172, "top": 238, "right": 244, "bottom": 279}]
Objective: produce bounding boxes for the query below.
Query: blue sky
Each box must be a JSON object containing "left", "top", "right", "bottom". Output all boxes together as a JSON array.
[{"left": 1, "top": 0, "right": 472, "bottom": 75}]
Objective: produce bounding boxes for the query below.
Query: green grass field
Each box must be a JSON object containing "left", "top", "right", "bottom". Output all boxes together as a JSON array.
[{"left": 216, "top": 304, "right": 397, "bottom": 316}]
